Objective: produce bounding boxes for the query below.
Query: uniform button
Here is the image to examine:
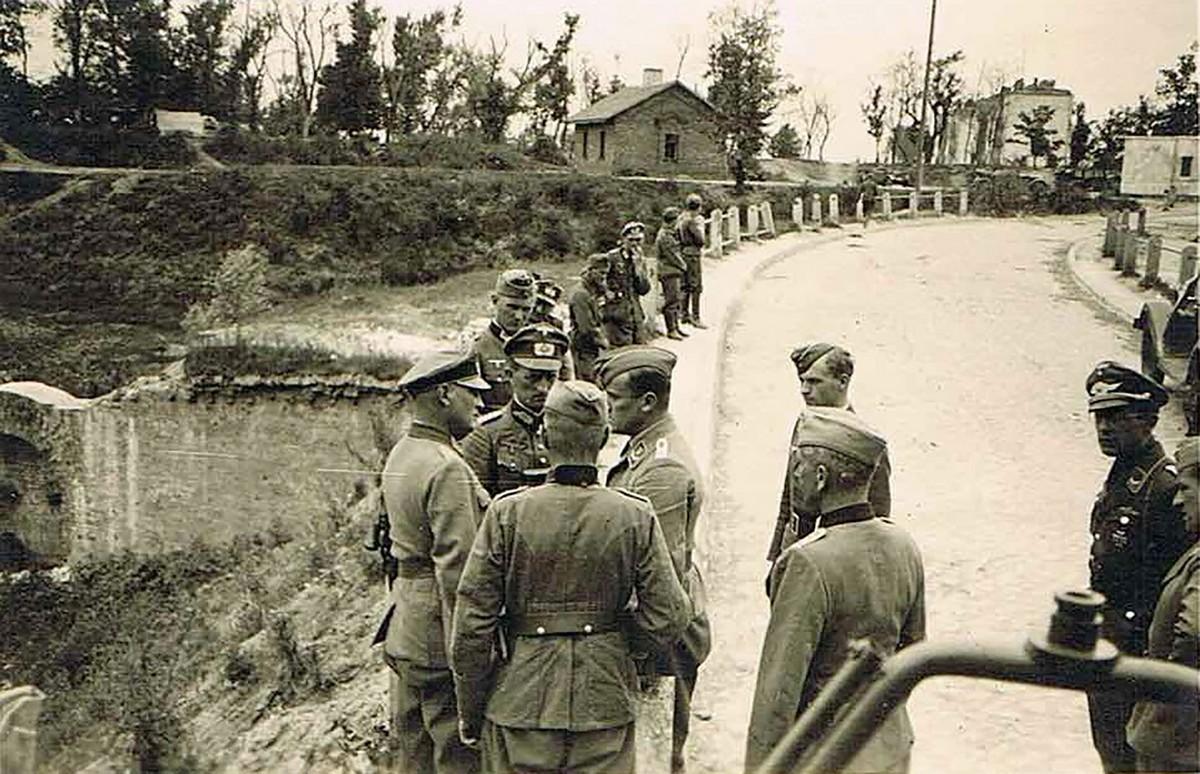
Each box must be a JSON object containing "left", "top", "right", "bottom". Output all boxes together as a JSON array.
[
  {"left": 583, "top": 624, "right": 593, "bottom": 634},
  {"left": 539, "top": 457, "right": 548, "bottom": 464},
  {"left": 536, "top": 626, "right": 546, "bottom": 635},
  {"left": 1118, "top": 516, "right": 1130, "bottom": 525},
  {"left": 1092, "top": 533, "right": 1100, "bottom": 540},
  {"left": 1124, "top": 611, "right": 1135, "bottom": 620}
]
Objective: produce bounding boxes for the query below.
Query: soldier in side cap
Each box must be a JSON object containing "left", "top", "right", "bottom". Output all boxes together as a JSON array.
[
  {"left": 472, "top": 270, "right": 538, "bottom": 413},
  {"left": 655, "top": 207, "right": 689, "bottom": 341},
  {"left": 769, "top": 343, "right": 893, "bottom": 562},
  {"left": 599, "top": 346, "right": 711, "bottom": 773},
  {"left": 597, "top": 222, "right": 653, "bottom": 347},
  {"left": 451, "top": 380, "right": 692, "bottom": 774},
  {"left": 1084, "top": 361, "right": 1190, "bottom": 773},
  {"left": 746, "top": 407, "right": 925, "bottom": 774},
  {"left": 527, "top": 276, "right": 576, "bottom": 380},
  {"left": 677, "top": 193, "right": 708, "bottom": 329},
  {"left": 567, "top": 257, "right": 613, "bottom": 384},
  {"left": 1126, "top": 435, "right": 1199, "bottom": 772},
  {"left": 376, "top": 351, "right": 491, "bottom": 774},
  {"left": 460, "top": 324, "right": 569, "bottom": 497}
]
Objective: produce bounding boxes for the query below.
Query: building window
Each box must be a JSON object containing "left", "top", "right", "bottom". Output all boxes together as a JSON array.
[
  {"left": 599, "top": 130, "right": 607, "bottom": 160},
  {"left": 582, "top": 130, "right": 589, "bottom": 160},
  {"left": 663, "top": 133, "right": 680, "bottom": 162},
  {"left": 1181, "top": 155, "right": 1194, "bottom": 178}
]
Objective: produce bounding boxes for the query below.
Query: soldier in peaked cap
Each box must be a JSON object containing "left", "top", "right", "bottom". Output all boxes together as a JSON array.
[
  {"left": 378, "top": 350, "right": 492, "bottom": 774},
  {"left": 746, "top": 407, "right": 925, "bottom": 774},
  {"left": 451, "top": 380, "right": 691, "bottom": 774},
  {"left": 1084, "top": 361, "right": 1189, "bottom": 773},
  {"left": 599, "top": 345, "right": 711, "bottom": 773},
  {"left": 597, "top": 222, "right": 653, "bottom": 347},
  {"left": 460, "top": 324, "right": 570, "bottom": 498},
  {"left": 472, "top": 269, "right": 538, "bottom": 413},
  {"left": 527, "top": 276, "right": 576, "bottom": 380},
  {"left": 769, "top": 343, "right": 893, "bottom": 562}
]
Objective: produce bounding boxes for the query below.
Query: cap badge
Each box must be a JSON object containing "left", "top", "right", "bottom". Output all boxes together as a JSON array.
[
  {"left": 1090, "top": 380, "right": 1120, "bottom": 396},
  {"left": 533, "top": 342, "right": 555, "bottom": 357}
]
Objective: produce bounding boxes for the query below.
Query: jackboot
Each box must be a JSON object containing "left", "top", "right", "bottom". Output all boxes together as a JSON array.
[
  {"left": 689, "top": 293, "right": 708, "bottom": 329},
  {"left": 680, "top": 291, "right": 694, "bottom": 325}
]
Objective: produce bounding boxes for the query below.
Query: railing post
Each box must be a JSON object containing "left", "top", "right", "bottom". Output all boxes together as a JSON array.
[
  {"left": 1121, "top": 234, "right": 1140, "bottom": 277},
  {"left": 1136, "top": 207, "right": 1147, "bottom": 236},
  {"left": 882, "top": 191, "right": 893, "bottom": 219},
  {"left": 934, "top": 189, "right": 943, "bottom": 216},
  {"left": 1114, "top": 226, "right": 1128, "bottom": 271},
  {"left": 1119, "top": 210, "right": 1131, "bottom": 230},
  {"left": 958, "top": 189, "right": 968, "bottom": 215},
  {"left": 708, "top": 208, "right": 723, "bottom": 258},
  {"left": 811, "top": 192, "right": 822, "bottom": 226},
  {"left": 1102, "top": 213, "right": 1117, "bottom": 257},
  {"left": 792, "top": 197, "right": 804, "bottom": 230},
  {"left": 746, "top": 202, "right": 760, "bottom": 239},
  {"left": 1140, "top": 235, "right": 1162, "bottom": 288},
  {"left": 908, "top": 189, "right": 918, "bottom": 218},
  {"left": 855, "top": 196, "right": 865, "bottom": 222},
  {"left": 762, "top": 202, "right": 776, "bottom": 237},
  {"left": 1181, "top": 245, "right": 1198, "bottom": 287},
  {"left": 730, "top": 205, "right": 742, "bottom": 249},
  {"left": 828, "top": 194, "right": 839, "bottom": 224}
]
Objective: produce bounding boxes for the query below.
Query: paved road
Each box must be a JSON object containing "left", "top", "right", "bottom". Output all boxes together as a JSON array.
[{"left": 687, "top": 217, "right": 1189, "bottom": 773}]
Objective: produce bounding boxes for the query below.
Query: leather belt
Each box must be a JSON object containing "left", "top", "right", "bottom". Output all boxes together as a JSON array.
[
  {"left": 509, "top": 611, "right": 620, "bottom": 637},
  {"left": 397, "top": 556, "right": 435, "bottom": 579}
]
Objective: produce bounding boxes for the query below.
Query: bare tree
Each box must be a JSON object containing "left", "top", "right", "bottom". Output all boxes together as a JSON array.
[
  {"left": 794, "top": 91, "right": 832, "bottom": 159},
  {"left": 673, "top": 33, "right": 689, "bottom": 80},
  {"left": 273, "top": 0, "right": 336, "bottom": 137}
]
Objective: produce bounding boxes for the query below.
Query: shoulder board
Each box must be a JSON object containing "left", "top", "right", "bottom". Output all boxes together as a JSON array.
[
  {"left": 1164, "top": 462, "right": 1178, "bottom": 477},
  {"left": 612, "top": 486, "right": 652, "bottom": 505},
  {"left": 478, "top": 408, "right": 506, "bottom": 426}
]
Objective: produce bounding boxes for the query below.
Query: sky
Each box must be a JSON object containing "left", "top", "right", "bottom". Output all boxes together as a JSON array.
[{"left": 18, "top": 0, "right": 1199, "bottom": 162}]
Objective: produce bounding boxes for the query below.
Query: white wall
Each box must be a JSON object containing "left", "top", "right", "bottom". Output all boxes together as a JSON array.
[{"left": 1121, "top": 136, "right": 1200, "bottom": 197}]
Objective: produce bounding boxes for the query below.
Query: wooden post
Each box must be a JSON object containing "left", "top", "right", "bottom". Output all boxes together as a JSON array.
[
  {"left": 730, "top": 205, "right": 741, "bottom": 248},
  {"left": 882, "top": 191, "right": 893, "bottom": 219},
  {"left": 828, "top": 194, "right": 839, "bottom": 224},
  {"left": 792, "top": 197, "right": 804, "bottom": 230},
  {"left": 958, "top": 189, "right": 968, "bottom": 215},
  {"left": 1181, "top": 245, "right": 1198, "bottom": 287},
  {"left": 855, "top": 196, "right": 865, "bottom": 222},
  {"left": 1102, "top": 213, "right": 1117, "bottom": 257},
  {"left": 1119, "top": 210, "right": 1131, "bottom": 229},
  {"left": 1114, "top": 226, "right": 1128, "bottom": 271},
  {"left": 908, "top": 189, "right": 918, "bottom": 218},
  {"left": 708, "top": 209, "right": 723, "bottom": 258},
  {"left": 934, "top": 189, "right": 943, "bottom": 216},
  {"left": 811, "top": 192, "right": 822, "bottom": 226},
  {"left": 1140, "top": 235, "right": 1162, "bottom": 288}
]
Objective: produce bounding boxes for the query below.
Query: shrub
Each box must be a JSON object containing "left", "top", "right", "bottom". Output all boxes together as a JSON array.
[
  {"left": 183, "top": 244, "right": 272, "bottom": 331},
  {"left": 4, "top": 123, "right": 196, "bottom": 168}
]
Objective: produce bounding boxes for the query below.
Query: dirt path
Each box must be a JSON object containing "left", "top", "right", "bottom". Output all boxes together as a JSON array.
[{"left": 686, "top": 216, "right": 1189, "bottom": 774}]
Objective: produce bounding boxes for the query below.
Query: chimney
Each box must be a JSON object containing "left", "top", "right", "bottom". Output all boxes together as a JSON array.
[{"left": 643, "top": 68, "right": 664, "bottom": 87}]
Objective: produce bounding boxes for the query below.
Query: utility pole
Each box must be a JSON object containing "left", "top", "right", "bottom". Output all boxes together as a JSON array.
[{"left": 915, "top": 0, "right": 938, "bottom": 194}]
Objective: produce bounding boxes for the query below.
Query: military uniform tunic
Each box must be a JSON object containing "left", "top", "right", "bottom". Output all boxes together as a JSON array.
[
  {"left": 472, "top": 322, "right": 515, "bottom": 413},
  {"left": 677, "top": 213, "right": 705, "bottom": 293},
  {"left": 451, "top": 466, "right": 692, "bottom": 772},
  {"left": 1088, "top": 438, "right": 1186, "bottom": 653},
  {"left": 460, "top": 402, "right": 552, "bottom": 498},
  {"left": 746, "top": 508, "right": 925, "bottom": 774},
  {"left": 568, "top": 284, "right": 609, "bottom": 383},
  {"left": 598, "top": 247, "right": 651, "bottom": 347}
]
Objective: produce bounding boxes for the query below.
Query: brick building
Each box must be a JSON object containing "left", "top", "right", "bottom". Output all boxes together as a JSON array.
[{"left": 566, "top": 68, "right": 726, "bottom": 177}]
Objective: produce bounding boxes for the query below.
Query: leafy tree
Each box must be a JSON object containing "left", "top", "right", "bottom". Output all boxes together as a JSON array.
[
  {"left": 1152, "top": 44, "right": 1198, "bottom": 135},
  {"left": 579, "top": 61, "right": 602, "bottom": 105},
  {"left": 382, "top": 6, "right": 458, "bottom": 138},
  {"left": 926, "top": 50, "right": 963, "bottom": 163},
  {"left": 50, "top": 0, "right": 99, "bottom": 121},
  {"left": 1011, "top": 104, "right": 1063, "bottom": 168},
  {"left": 316, "top": 0, "right": 383, "bottom": 133},
  {"left": 606, "top": 73, "right": 623, "bottom": 95},
  {"left": 860, "top": 82, "right": 886, "bottom": 163},
  {"left": 87, "top": 0, "right": 177, "bottom": 111},
  {"left": 175, "top": 0, "right": 233, "bottom": 115},
  {"left": 226, "top": 9, "right": 276, "bottom": 128},
  {"left": 705, "top": 0, "right": 795, "bottom": 188},
  {"left": 530, "top": 16, "right": 576, "bottom": 144},
  {"left": 1, "top": 0, "right": 42, "bottom": 72},
  {"left": 768, "top": 122, "right": 799, "bottom": 158},
  {"left": 1068, "top": 101, "right": 1090, "bottom": 169}
]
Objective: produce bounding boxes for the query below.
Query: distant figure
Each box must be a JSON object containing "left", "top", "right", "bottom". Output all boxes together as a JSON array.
[
  {"left": 1084, "top": 361, "right": 1189, "bottom": 773},
  {"left": 567, "top": 257, "right": 612, "bottom": 384},
  {"left": 677, "top": 194, "right": 708, "bottom": 329},
  {"left": 655, "top": 207, "right": 689, "bottom": 341},
  {"left": 1126, "top": 435, "right": 1199, "bottom": 772}
]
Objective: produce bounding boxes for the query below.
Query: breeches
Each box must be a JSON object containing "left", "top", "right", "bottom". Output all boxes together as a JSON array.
[
  {"left": 681, "top": 254, "right": 702, "bottom": 292},
  {"left": 389, "top": 658, "right": 480, "bottom": 774},
  {"left": 660, "top": 275, "right": 683, "bottom": 316},
  {"left": 481, "top": 721, "right": 635, "bottom": 774}
]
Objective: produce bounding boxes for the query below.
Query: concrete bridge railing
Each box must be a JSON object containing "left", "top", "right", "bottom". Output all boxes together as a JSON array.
[
  {"left": 1102, "top": 212, "right": 1197, "bottom": 291},
  {"left": 792, "top": 187, "right": 969, "bottom": 230}
]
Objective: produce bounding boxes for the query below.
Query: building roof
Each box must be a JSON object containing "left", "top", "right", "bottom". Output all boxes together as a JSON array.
[{"left": 567, "top": 81, "right": 714, "bottom": 125}]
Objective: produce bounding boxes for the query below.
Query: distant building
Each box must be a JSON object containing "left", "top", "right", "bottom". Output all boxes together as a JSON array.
[
  {"left": 1120, "top": 135, "right": 1199, "bottom": 197},
  {"left": 565, "top": 68, "right": 726, "bottom": 177},
  {"left": 153, "top": 109, "right": 218, "bottom": 137},
  {"left": 942, "top": 78, "right": 1073, "bottom": 167}
]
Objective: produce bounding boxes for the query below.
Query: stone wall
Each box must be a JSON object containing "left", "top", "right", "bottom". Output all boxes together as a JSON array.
[{"left": 0, "top": 377, "right": 408, "bottom": 566}]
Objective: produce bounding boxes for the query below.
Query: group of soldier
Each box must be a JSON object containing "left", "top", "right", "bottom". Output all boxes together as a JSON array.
[{"left": 372, "top": 224, "right": 1198, "bottom": 773}]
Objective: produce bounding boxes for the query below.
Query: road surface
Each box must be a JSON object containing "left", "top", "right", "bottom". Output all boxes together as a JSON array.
[{"left": 686, "top": 217, "right": 1189, "bottom": 774}]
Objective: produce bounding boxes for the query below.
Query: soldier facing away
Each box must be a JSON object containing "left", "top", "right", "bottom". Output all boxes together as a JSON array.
[
  {"left": 746, "top": 407, "right": 925, "bottom": 774},
  {"left": 460, "top": 324, "right": 569, "bottom": 497},
  {"left": 375, "top": 351, "right": 491, "bottom": 774},
  {"left": 451, "top": 380, "right": 692, "bottom": 774},
  {"left": 769, "top": 343, "right": 892, "bottom": 563},
  {"left": 1084, "top": 361, "right": 1189, "bottom": 773},
  {"left": 599, "top": 346, "right": 711, "bottom": 773},
  {"left": 655, "top": 207, "right": 690, "bottom": 341},
  {"left": 677, "top": 193, "right": 707, "bottom": 329},
  {"left": 472, "top": 270, "right": 538, "bottom": 413}
]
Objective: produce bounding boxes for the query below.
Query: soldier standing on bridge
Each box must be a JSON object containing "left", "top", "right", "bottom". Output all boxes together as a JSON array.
[
  {"left": 460, "top": 324, "right": 569, "bottom": 498},
  {"left": 678, "top": 193, "right": 708, "bottom": 330},
  {"left": 1084, "top": 361, "right": 1189, "bottom": 773}
]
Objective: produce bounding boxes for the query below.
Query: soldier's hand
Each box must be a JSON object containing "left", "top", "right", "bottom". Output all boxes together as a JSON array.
[{"left": 458, "top": 719, "right": 481, "bottom": 750}]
